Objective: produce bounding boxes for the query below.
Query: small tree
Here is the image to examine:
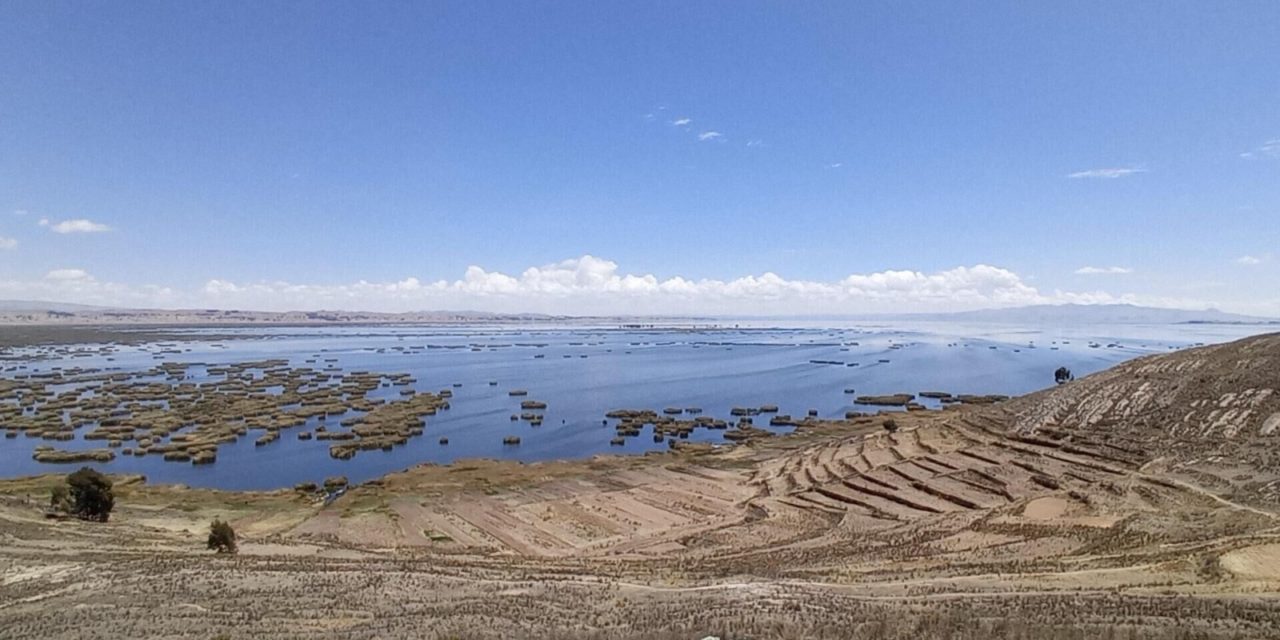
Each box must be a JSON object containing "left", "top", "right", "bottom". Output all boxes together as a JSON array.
[
  {"left": 883, "top": 418, "right": 899, "bottom": 433},
  {"left": 208, "top": 518, "right": 237, "bottom": 554},
  {"left": 1054, "top": 367, "right": 1074, "bottom": 385},
  {"left": 66, "top": 467, "right": 114, "bottom": 522}
]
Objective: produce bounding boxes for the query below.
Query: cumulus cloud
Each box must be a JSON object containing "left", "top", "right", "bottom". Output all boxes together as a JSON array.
[
  {"left": 191, "top": 256, "right": 1160, "bottom": 315},
  {"left": 0, "top": 236, "right": 16, "bottom": 250},
  {"left": 1074, "top": 266, "right": 1133, "bottom": 275},
  {"left": 0, "top": 255, "right": 1247, "bottom": 315},
  {"left": 671, "top": 118, "right": 691, "bottom": 126},
  {"left": 1236, "top": 255, "right": 1268, "bottom": 266},
  {"left": 1066, "top": 167, "right": 1146, "bottom": 179},
  {"left": 0, "top": 268, "right": 173, "bottom": 308},
  {"left": 697, "top": 131, "right": 722, "bottom": 141},
  {"left": 45, "top": 218, "right": 111, "bottom": 234}
]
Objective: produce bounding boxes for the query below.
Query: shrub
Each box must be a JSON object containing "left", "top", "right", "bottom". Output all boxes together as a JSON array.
[
  {"left": 49, "top": 485, "right": 72, "bottom": 513},
  {"left": 883, "top": 419, "right": 899, "bottom": 433},
  {"left": 207, "top": 518, "right": 237, "bottom": 554},
  {"left": 66, "top": 467, "right": 114, "bottom": 522}
]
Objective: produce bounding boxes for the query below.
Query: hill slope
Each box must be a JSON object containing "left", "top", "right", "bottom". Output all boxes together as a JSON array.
[
  {"left": 4, "top": 333, "right": 1280, "bottom": 639},
  {"left": 994, "top": 332, "right": 1280, "bottom": 505},
  {"left": 1009, "top": 332, "right": 1280, "bottom": 444}
]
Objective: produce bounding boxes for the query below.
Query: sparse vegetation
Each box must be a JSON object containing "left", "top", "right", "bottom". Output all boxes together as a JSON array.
[
  {"left": 207, "top": 518, "right": 237, "bottom": 554},
  {"left": 64, "top": 467, "right": 114, "bottom": 522},
  {"left": 3, "top": 323, "right": 1280, "bottom": 640},
  {"left": 48, "top": 484, "right": 71, "bottom": 513}
]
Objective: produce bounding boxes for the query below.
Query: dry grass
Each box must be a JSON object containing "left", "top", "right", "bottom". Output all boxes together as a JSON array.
[{"left": 2, "top": 333, "right": 1280, "bottom": 638}]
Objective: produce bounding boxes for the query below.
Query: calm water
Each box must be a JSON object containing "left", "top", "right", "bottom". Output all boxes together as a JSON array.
[{"left": 0, "top": 321, "right": 1270, "bottom": 490}]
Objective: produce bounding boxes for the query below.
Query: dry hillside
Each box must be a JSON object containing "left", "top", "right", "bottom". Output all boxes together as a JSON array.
[{"left": 2, "top": 333, "right": 1279, "bottom": 639}]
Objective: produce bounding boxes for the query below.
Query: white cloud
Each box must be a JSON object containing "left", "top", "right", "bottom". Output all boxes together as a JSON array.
[
  {"left": 1235, "top": 254, "right": 1268, "bottom": 266},
  {"left": 0, "top": 269, "right": 172, "bottom": 308},
  {"left": 1240, "top": 139, "right": 1280, "bottom": 160},
  {"left": 1074, "top": 266, "right": 1133, "bottom": 275},
  {"left": 1, "top": 255, "right": 1259, "bottom": 315},
  {"left": 46, "top": 218, "right": 111, "bottom": 234},
  {"left": 38, "top": 218, "right": 49, "bottom": 227},
  {"left": 697, "top": 131, "right": 722, "bottom": 141},
  {"left": 827, "top": 163, "right": 843, "bottom": 169},
  {"left": 45, "top": 268, "right": 92, "bottom": 281},
  {"left": 671, "top": 118, "right": 691, "bottom": 126},
  {"left": 0, "top": 236, "right": 16, "bottom": 250},
  {"left": 190, "top": 256, "right": 1181, "bottom": 315},
  {"left": 1067, "top": 167, "right": 1147, "bottom": 179},
  {"left": 12, "top": 209, "right": 28, "bottom": 217},
  {"left": 746, "top": 139, "right": 764, "bottom": 147}
]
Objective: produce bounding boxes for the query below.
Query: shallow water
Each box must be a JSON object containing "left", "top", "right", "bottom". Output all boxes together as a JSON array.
[{"left": 0, "top": 321, "right": 1270, "bottom": 490}]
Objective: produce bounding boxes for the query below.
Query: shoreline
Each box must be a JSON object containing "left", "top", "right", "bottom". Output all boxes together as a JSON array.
[
  {"left": 4, "top": 330, "right": 1260, "bottom": 492},
  {"left": 3, "top": 333, "right": 1279, "bottom": 638},
  {"left": 0, "top": 407, "right": 929, "bottom": 495}
]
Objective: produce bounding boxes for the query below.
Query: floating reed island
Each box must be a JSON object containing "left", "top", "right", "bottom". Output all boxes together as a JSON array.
[
  {"left": 854, "top": 393, "right": 918, "bottom": 406},
  {"left": 0, "top": 359, "right": 450, "bottom": 466},
  {"left": 30, "top": 445, "right": 116, "bottom": 463},
  {"left": 2, "top": 351, "right": 1012, "bottom": 467},
  {"left": 597, "top": 386, "right": 1017, "bottom": 448},
  {"left": 603, "top": 407, "right": 775, "bottom": 445}
]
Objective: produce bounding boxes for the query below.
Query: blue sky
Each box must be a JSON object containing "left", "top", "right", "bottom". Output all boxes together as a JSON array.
[{"left": 1, "top": 1, "right": 1277, "bottom": 315}]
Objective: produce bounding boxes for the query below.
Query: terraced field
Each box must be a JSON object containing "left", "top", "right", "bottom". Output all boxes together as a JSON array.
[{"left": 2, "top": 333, "right": 1280, "bottom": 639}]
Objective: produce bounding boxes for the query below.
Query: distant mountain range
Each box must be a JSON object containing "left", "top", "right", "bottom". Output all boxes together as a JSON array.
[
  {"left": 917, "top": 303, "right": 1277, "bottom": 325},
  {"left": 0, "top": 300, "right": 1274, "bottom": 326},
  {"left": 733, "top": 304, "right": 1278, "bottom": 325},
  {"left": 0, "top": 299, "right": 112, "bottom": 313}
]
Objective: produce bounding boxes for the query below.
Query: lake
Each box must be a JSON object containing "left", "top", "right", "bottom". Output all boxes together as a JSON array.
[{"left": 0, "top": 320, "right": 1270, "bottom": 490}]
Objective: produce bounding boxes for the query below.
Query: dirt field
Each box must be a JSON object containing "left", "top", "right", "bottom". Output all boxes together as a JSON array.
[{"left": 3, "top": 334, "right": 1280, "bottom": 639}]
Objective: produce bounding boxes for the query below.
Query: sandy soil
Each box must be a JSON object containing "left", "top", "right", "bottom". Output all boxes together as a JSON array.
[{"left": 3, "top": 333, "right": 1280, "bottom": 639}]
